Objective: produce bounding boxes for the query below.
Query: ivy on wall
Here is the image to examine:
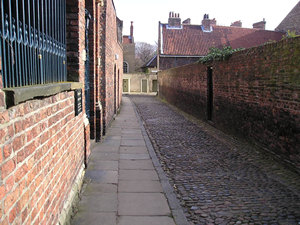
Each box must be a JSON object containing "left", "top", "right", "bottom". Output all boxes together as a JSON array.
[{"left": 199, "top": 46, "right": 245, "bottom": 64}]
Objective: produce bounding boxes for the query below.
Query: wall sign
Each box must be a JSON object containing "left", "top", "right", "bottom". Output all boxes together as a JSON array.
[{"left": 75, "top": 89, "right": 83, "bottom": 116}]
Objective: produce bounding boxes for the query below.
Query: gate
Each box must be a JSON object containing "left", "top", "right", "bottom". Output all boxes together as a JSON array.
[{"left": 85, "top": 9, "right": 91, "bottom": 119}]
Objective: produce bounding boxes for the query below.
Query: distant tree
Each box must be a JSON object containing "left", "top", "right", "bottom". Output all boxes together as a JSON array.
[{"left": 135, "top": 42, "right": 157, "bottom": 71}]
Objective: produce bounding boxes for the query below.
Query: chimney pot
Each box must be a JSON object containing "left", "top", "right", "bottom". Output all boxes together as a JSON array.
[
  {"left": 168, "top": 12, "right": 181, "bottom": 27},
  {"left": 130, "top": 21, "right": 134, "bottom": 42}
]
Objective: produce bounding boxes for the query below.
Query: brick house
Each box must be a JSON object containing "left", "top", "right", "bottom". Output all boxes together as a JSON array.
[
  {"left": 276, "top": 1, "right": 300, "bottom": 35},
  {"left": 0, "top": 0, "right": 122, "bottom": 224},
  {"left": 123, "top": 22, "right": 136, "bottom": 74},
  {"left": 122, "top": 23, "right": 158, "bottom": 94},
  {"left": 158, "top": 12, "right": 285, "bottom": 70}
]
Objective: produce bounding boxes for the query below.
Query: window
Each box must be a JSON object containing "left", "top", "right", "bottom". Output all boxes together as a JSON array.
[
  {"left": 123, "top": 61, "right": 129, "bottom": 74},
  {"left": 0, "top": 0, "right": 67, "bottom": 88}
]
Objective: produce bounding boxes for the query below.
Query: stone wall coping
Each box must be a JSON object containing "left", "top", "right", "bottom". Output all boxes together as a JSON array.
[{"left": 3, "top": 82, "right": 83, "bottom": 108}]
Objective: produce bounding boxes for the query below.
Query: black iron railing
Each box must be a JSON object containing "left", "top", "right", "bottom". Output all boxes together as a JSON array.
[{"left": 0, "top": 0, "right": 67, "bottom": 88}]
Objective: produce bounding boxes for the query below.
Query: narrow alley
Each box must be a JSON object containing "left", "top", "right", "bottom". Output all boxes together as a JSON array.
[
  {"left": 71, "top": 96, "right": 186, "bottom": 225},
  {"left": 72, "top": 95, "right": 299, "bottom": 225}
]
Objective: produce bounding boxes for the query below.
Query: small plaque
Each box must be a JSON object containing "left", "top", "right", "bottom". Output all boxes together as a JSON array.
[{"left": 75, "top": 89, "right": 83, "bottom": 116}]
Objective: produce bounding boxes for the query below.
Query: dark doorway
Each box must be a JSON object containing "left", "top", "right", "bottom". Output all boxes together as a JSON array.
[{"left": 207, "top": 67, "right": 213, "bottom": 121}]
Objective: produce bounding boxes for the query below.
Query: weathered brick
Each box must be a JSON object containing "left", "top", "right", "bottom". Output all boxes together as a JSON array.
[
  {"left": 9, "top": 205, "right": 17, "bottom": 223},
  {"left": 0, "top": 185, "right": 5, "bottom": 200},
  {"left": 15, "top": 163, "right": 28, "bottom": 183},
  {"left": 1, "top": 158, "right": 16, "bottom": 179},
  {"left": 4, "top": 175, "right": 14, "bottom": 193},
  {"left": 4, "top": 187, "right": 19, "bottom": 212},
  {"left": 12, "top": 135, "right": 25, "bottom": 152},
  {"left": 0, "top": 111, "right": 9, "bottom": 125}
]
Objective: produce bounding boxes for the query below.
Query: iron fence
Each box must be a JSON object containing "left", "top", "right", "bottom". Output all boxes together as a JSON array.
[{"left": 0, "top": 0, "right": 67, "bottom": 88}]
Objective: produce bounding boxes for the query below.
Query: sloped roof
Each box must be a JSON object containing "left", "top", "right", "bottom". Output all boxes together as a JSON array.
[
  {"left": 276, "top": 1, "right": 300, "bottom": 34},
  {"left": 142, "top": 55, "right": 157, "bottom": 68},
  {"left": 161, "top": 24, "right": 284, "bottom": 56}
]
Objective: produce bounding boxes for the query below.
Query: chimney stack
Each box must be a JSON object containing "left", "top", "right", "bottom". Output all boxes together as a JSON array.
[
  {"left": 253, "top": 18, "right": 266, "bottom": 30},
  {"left": 231, "top": 20, "right": 242, "bottom": 27},
  {"left": 168, "top": 11, "right": 181, "bottom": 28},
  {"left": 202, "top": 14, "right": 216, "bottom": 31}
]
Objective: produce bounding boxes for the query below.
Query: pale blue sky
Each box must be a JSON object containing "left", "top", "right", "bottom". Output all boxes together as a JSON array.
[{"left": 114, "top": 0, "right": 299, "bottom": 45}]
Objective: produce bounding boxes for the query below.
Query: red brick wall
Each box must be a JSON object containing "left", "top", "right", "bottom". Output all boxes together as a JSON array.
[
  {"left": 0, "top": 92, "right": 86, "bottom": 225},
  {"left": 0, "top": 0, "right": 91, "bottom": 224},
  {"left": 100, "top": 0, "right": 123, "bottom": 134},
  {"left": 159, "top": 37, "right": 300, "bottom": 168}
]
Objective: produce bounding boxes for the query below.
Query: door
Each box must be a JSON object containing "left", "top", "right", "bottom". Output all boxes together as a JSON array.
[
  {"left": 152, "top": 80, "right": 158, "bottom": 92},
  {"left": 142, "top": 79, "right": 147, "bottom": 93},
  {"left": 207, "top": 67, "right": 213, "bottom": 120},
  {"left": 123, "top": 79, "right": 129, "bottom": 92},
  {"left": 114, "top": 65, "right": 117, "bottom": 114}
]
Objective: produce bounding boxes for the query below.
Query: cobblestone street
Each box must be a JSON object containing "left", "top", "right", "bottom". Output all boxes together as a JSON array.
[{"left": 130, "top": 95, "right": 300, "bottom": 225}]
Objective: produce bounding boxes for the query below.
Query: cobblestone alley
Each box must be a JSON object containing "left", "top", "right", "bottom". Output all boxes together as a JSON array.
[{"left": 130, "top": 95, "right": 300, "bottom": 225}]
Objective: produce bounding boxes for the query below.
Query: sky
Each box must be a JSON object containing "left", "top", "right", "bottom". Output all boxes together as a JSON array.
[{"left": 114, "top": 0, "right": 299, "bottom": 45}]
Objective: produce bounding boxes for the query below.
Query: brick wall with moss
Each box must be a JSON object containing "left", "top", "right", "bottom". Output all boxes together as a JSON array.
[{"left": 158, "top": 37, "right": 300, "bottom": 168}]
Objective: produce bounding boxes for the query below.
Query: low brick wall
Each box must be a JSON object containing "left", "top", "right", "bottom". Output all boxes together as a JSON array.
[
  {"left": 158, "top": 37, "right": 300, "bottom": 168},
  {"left": 0, "top": 91, "right": 87, "bottom": 224}
]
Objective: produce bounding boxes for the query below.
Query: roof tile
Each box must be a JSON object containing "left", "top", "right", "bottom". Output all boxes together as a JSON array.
[{"left": 162, "top": 24, "right": 284, "bottom": 56}]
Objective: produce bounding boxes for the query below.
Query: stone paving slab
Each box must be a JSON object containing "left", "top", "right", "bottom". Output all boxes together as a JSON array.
[
  {"left": 118, "top": 180, "right": 163, "bottom": 193},
  {"left": 119, "top": 146, "right": 148, "bottom": 154},
  {"left": 84, "top": 183, "right": 117, "bottom": 194},
  {"left": 118, "top": 193, "right": 171, "bottom": 216},
  {"left": 119, "top": 170, "right": 159, "bottom": 181},
  {"left": 121, "top": 135, "right": 144, "bottom": 140},
  {"left": 121, "top": 130, "right": 142, "bottom": 135},
  {"left": 118, "top": 216, "right": 175, "bottom": 225},
  {"left": 89, "top": 152, "right": 119, "bottom": 161},
  {"left": 119, "top": 159, "right": 155, "bottom": 170},
  {"left": 119, "top": 153, "right": 149, "bottom": 160},
  {"left": 87, "top": 161, "right": 118, "bottom": 171},
  {"left": 85, "top": 170, "right": 118, "bottom": 184},
  {"left": 72, "top": 212, "right": 116, "bottom": 225},
  {"left": 121, "top": 139, "right": 146, "bottom": 146},
  {"left": 78, "top": 194, "right": 117, "bottom": 212},
  {"left": 92, "top": 144, "right": 120, "bottom": 152}
]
